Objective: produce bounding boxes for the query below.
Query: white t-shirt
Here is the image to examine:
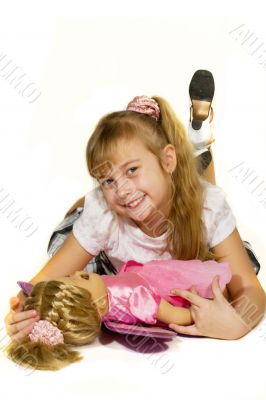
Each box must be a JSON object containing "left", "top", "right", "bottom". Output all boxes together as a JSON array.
[{"left": 73, "top": 179, "right": 237, "bottom": 272}]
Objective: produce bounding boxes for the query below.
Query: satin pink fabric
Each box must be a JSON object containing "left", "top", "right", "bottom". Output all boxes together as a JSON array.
[
  {"left": 102, "top": 259, "right": 232, "bottom": 326},
  {"left": 102, "top": 272, "right": 161, "bottom": 324}
]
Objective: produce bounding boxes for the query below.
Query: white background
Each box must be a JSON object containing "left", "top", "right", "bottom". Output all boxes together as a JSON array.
[{"left": 0, "top": 1, "right": 265, "bottom": 399}]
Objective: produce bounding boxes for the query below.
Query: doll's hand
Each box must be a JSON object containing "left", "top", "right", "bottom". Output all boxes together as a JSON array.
[
  {"left": 4, "top": 294, "right": 40, "bottom": 342},
  {"left": 169, "top": 276, "right": 248, "bottom": 340}
]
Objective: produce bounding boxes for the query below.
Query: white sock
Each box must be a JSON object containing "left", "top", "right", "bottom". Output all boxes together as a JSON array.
[{"left": 187, "top": 117, "right": 214, "bottom": 156}]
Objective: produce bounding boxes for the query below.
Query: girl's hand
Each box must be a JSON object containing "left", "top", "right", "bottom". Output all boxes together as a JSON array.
[
  {"left": 4, "top": 295, "right": 40, "bottom": 342},
  {"left": 169, "top": 276, "right": 248, "bottom": 340}
]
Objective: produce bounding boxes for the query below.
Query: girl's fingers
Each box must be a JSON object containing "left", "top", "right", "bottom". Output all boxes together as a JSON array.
[
  {"left": 169, "top": 323, "right": 203, "bottom": 337},
  {"left": 190, "top": 306, "right": 198, "bottom": 321},
  {"left": 170, "top": 288, "right": 204, "bottom": 307},
  {"left": 11, "top": 320, "right": 39, "bottom": 343},
  {"left": 211, "top": 276, "right": 225, "bottom": 300},
  {"left": 8, "top": 316, "right": 40, "bottom": 336},
  {"left": 9, "top": 309, "right": 38, "bottom": 325},
  {"left": 5, "top": 309, "right": 40, "bottom": 338},
  {"left": 10, "top": 296, "right": 24, "bottom": 312},
  {"left": 190, "top": 286, "right": 199, "bottom": 295},
  {"left": 9, "top": 297, "right": 19, "bottom": 307}
]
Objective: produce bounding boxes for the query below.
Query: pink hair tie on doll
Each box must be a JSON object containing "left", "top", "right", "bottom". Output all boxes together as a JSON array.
[
  {"left": 126, "top": 95, "right": 160, "bottom": 121},
  {"left": 29, "top": 320, "right": 64, "bottom": 346}
]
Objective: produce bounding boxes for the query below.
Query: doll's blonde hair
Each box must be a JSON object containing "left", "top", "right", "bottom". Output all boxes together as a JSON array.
[
  {"left": 86, "top": 96, "right": 221, "bottom": 262},
  {"left": 5, "top": 280, "right": 101, "bottom": 371}
]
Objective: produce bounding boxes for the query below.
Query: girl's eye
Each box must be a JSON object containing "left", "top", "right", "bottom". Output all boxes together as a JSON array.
[
  {"left": 101, "top": 167, "right": 137, "bottom": 187},
  {"left": 101, "top": 178, "right": 113, "bottom": 187},
  {"left": 127, "top": 167, "right": 137, "bottom": 175}
]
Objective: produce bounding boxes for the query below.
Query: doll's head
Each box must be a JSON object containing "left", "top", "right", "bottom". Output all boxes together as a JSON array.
[
  {"left": 86, "top": 95, "right": 219, "bottom": 262},
  {"left": 5, "top": 279, "right": 102, "bottom": 371}
]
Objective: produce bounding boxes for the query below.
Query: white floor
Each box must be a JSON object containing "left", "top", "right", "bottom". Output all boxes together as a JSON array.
[{"left": 0, "top": 319, "right": 266, "bottom": 400}]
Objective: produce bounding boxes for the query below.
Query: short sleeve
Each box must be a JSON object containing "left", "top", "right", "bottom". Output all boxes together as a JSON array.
[
  {"left": 72, "top": 186, "right": 118, "bottom": 255},
  {"left": 128, "top": 285, "right": 161, "bottom": 324},
  {"left": 202, "top": 181, "right": 237, "bottom": 249}
]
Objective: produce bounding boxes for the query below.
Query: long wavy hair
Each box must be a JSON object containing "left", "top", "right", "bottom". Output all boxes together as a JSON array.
[
  {"left": 86, "top": 96, "right": 220, "bottom": 262},
  {"left": 5, "top": 281, "right": 101, "bottom": 371}
]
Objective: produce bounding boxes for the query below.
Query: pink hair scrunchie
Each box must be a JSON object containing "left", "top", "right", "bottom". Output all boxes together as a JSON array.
[
  {"left": 126, "top": 95, "right": 160, "bottom": 121},
  {"left": 29, "top": 320, "right": 64, "bottom": 346}
]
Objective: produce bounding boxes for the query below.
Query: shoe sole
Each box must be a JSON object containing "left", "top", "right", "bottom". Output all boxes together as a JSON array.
[{"left": 189, "top": 70, "right": 215, "bottom": 129}]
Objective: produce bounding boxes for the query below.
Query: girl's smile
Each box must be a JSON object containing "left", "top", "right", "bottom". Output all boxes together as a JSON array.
[
  {"left": 98, "top": 138, "right": 173, "bottom": 236},
  {"left": 124, "top": 194, "right": 146, "bottom": 208}
]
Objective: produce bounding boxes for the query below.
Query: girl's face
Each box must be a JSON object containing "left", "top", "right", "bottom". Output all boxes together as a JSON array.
[{"left": 98, "top": 137, "right": 173, "bottom": 237}]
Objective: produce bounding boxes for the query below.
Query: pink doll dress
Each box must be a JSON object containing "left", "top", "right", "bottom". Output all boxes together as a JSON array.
[
  {"left": 101, "top": 259, "right": 232, "bottom": 326},
  {"left": 17, "top": 259, "right": 232, "bottom": 335}
]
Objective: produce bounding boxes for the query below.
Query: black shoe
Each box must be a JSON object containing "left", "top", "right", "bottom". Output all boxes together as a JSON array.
[{"left": 189, "top": 69, "right": 215, "bottom": 130}]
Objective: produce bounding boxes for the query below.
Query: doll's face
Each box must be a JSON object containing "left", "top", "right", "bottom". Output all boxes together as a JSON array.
[
  {"left": 53, "top": 272, "right": 108, "bottom": 317},
  {"left": 58, "top": 271, "right": 100, "bottom": 291}
]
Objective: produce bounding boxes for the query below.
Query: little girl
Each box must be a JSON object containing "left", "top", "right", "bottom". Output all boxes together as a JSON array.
[
  {"left": 5, "top": 71, "right": 265, "bottom": 343},
  {"left": 5, "top": 258, "right": 232, "bottom": 370}
]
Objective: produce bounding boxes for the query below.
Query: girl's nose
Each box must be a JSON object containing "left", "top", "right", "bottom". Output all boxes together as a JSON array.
[{"left": 116, "top": 178, "right": 134, "bottom": 199}]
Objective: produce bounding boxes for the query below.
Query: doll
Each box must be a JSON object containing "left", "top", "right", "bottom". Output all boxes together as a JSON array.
[{"left": 6, "top": 258, "right": 231, "bottom": 370}]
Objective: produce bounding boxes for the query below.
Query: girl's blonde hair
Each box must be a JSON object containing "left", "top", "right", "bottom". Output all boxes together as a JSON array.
[
  {"left": 86, "top": 96, "right": 220, "bottom": 262},
  {"left": 5, "top": 281, "right": 101, "bottom": 371}
]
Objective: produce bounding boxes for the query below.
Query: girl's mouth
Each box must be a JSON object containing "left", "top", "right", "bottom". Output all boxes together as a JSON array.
[{"left": 125, "top": 194, "right": 146, "bottom": 209}]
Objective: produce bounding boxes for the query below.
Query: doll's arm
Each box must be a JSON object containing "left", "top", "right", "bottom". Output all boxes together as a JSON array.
[{"left": 156, "top": 299, "right": 193, "bottom": 326}]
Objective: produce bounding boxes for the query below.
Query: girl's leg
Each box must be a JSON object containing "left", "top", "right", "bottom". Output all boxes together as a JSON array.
[
  {"left": 199, "top": 148, "right": 216, "bottom": 185},
  {"left": 188, "top": 70, "right": 216, "bottom": 184},
  {"left": 188, "top": 71, "right": 260, "bottom": 274},
  {"left": 65, "top": 196, "right": 85, "bottom": 218}
]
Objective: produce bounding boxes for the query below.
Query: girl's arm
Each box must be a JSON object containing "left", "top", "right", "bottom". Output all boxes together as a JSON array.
[
  {"left": 163, "top": 228, "right": 265, "bottom": 340},
  {"left": 211, "top": 227, "right": 266, "bottom": 334},
  {"left": 29, "top": 232, "right": 94, "bottom": 285},
  {"left": 156, "top": 298, "right": 193, "bottom": 326}
]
